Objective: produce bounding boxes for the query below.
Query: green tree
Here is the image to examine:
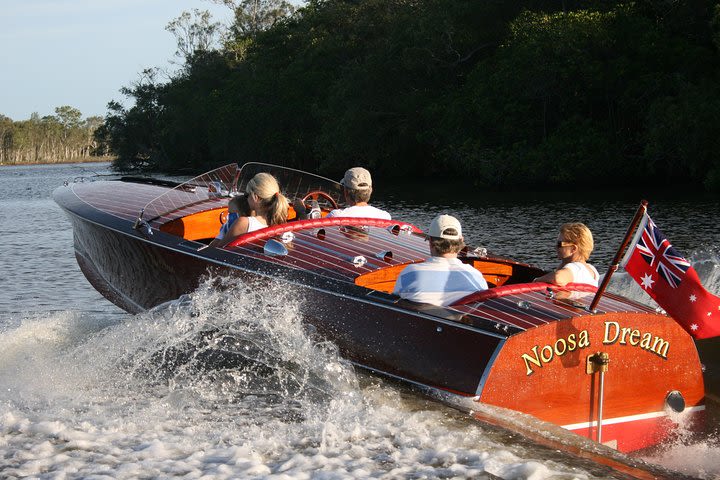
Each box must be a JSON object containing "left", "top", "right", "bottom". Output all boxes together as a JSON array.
[
  {"left": 101, "top": 0, "right": 720, "bottom": 191},
  {"left": 209, "top": 0, "right": 295, "bottom": 59},
  {"left": 212, "top": 0, "right": 294, "bottom": 38},
  {"left": 645, "top": 81, "right": 720, "bottom": 189},
  {"left": 103, "top": 70, "right": 165, "bottom": 171},
  {"left": 712, "top": 3, "right": 720, "bottom": 51},
  {"left": 166, "top": 9, "right": 222, "bottom": 62},
  {"left": 0, "top": 114, "right": 13, "bottom": 164}
]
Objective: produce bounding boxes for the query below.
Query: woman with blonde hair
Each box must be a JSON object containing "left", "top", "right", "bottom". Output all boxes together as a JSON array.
[
  {"left": 534, "top": 222, "right": 599, "bottom": 287},
  {"left": 212, "top": 172, "right": 289, "bottom": 248}
]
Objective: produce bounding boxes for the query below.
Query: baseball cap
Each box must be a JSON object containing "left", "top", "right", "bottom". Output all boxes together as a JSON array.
[
  {"left": 340, "top": 167, "right": 372, "bottom": 190},
  {"left": 428, "top": 214, "right": 462, "bottom": 240}
]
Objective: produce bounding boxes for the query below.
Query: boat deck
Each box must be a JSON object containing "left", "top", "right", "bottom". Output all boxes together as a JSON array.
[{"left": 65, "top": 178, "right": 657, "bottom": 334}]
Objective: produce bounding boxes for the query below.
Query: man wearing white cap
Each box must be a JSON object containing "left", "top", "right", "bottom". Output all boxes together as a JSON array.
[
  {"left": 393, "top": 214, "right": 488, "bottom": 306},
  {"left": 326, "top": 167, "right": 391, "bottom": 219}
]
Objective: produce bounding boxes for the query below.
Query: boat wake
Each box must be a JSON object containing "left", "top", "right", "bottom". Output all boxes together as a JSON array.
[
  {"left": 607, "top": 248, "right": 720, "bottom": 477},
  {"left": 94, "top": 276, "right": 361, "bottom": 421},
  {"left": 1, "top": 276, "right": 720, "bottom": 478},
  {"left": 640, "top": 415, "right": 720, "bottom": 479}
]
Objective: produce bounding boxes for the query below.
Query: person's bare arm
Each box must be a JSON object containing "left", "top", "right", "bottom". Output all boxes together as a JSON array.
[
  {"left": 212, "top": 216, "right": 250, "bottom": 248},
  {"left": 534, "top": 267, "right": 574, "bottom": 286}
]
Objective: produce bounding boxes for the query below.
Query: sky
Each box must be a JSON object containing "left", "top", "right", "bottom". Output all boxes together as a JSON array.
[{"left": 0, "top": 0, "right": 233, "bottom": 121}]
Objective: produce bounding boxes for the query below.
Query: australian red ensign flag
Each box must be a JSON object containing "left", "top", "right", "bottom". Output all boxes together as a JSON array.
[{"left": 621, "top": 213, "right": 720, "bottom": 339}]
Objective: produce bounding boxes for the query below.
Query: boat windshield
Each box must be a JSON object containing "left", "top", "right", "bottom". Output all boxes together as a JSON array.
[
  {"left": 138, "top": 162, "right": 343, "bottom": 224},
  {"left": 139, "top": 163, "right": 240, "bottom": 223},
  {"left": 237, "top": 162, "right": 343, "bottom": 209}
]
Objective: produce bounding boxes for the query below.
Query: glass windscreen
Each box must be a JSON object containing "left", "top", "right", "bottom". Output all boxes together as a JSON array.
[
  {"left": 140, "top": 163, "right": 240, "bottom": 223},
  {"left": 237, "top": 162, "right": 343, "bottom": 210},
  {"left": 140, "top": 162, "right": 344, "bottom": 224}
]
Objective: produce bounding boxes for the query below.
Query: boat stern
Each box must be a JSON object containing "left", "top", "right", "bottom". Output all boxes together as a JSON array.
[{"left": 477, "top": 311, "right": 705, "bottom": 452}]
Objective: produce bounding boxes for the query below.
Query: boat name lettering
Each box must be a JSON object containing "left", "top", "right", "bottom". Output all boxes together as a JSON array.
[
  {"left": 521, "top": 321, "right": 669, "bottom": 376},
  {"left": 602, "top": 321, "right": 669, "bottom": 359},
  {"left": 521, "top": 330, "right": 590, "bottom": 376}
]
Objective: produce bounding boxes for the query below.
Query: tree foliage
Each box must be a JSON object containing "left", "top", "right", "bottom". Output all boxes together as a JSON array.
[
  {"left": 100, "top": 0, "right": 720, "bottom": 191},
  {"left": 166, "top": 9, "right": 223, "bottom": 62}
]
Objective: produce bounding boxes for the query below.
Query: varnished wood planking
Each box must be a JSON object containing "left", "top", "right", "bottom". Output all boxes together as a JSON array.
[{"left": 480, "top": 312, "right": 704, "bottom": 427}]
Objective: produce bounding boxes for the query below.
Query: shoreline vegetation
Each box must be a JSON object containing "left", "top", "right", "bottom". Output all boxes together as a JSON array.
[
  {"left": 6, "top": 1, "right": 720, "bottom": 192},
  {"left": 1, "top": 107, "right": 112, "bottom": 167},
  {"left": 0, "top": 157, "right": 113, "bottom": 167}
]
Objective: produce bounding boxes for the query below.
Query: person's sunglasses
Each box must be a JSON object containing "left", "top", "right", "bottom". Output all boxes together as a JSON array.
[{"left": 556, "top": 241, "right": 573, "bottom": 248}]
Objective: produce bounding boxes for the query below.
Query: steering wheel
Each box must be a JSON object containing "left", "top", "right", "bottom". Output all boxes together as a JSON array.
[{"left": 301, "top": 190, "right": 338, "bottom": 210}]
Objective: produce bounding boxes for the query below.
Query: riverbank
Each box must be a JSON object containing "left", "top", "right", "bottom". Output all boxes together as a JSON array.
[{"left": 0, "top": 156, "right": 114, "bottom": 167}]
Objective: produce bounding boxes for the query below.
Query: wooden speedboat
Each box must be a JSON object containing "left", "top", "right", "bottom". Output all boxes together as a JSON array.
[{"left": 53, "top": 163, "right": 705, "bottom": 453}]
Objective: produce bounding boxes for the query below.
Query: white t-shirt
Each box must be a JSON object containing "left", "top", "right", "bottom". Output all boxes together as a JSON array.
[
  {"left": 393, "top": 257, "right": 489, "bottom": 306},
  {"left": 326, "top": 204, "right": 391, "bottom": 220},
  {"left": 563, "top": 261, "right": 599, "bottom": 287}
]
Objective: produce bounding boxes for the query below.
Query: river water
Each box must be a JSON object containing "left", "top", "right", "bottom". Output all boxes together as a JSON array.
[{"left": 1, "top": 162, "right": 720, "bottom": 479}]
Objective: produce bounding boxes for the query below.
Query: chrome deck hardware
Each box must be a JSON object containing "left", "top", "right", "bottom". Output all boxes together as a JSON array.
[
  {"left": 264, "top": 239, "right": 288, "bottom": 256},
  {"left": 352, "top": 256, "right": 367, "bottom": 268},
  {"left": 587, "top": 352, "right": 610, "bottom": 444}
]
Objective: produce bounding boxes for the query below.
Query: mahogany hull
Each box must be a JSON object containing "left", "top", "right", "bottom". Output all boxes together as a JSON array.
[{"left": 61, "top": 199, "right": 504, "bottom": 396}]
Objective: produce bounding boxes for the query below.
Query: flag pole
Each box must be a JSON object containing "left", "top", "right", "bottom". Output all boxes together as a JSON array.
[{"left": 588, "top": 199, "right": 648, "bottom": 312}]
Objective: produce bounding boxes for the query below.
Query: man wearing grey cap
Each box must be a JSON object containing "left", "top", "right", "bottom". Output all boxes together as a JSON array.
[
  {"left": 393, "top": 214, "right": 488, "bottom": 306},
  {"left": 326, "top": 167, "right": 391, "bottom": 219}
]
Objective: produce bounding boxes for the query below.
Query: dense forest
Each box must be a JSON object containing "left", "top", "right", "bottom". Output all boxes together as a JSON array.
[
  {"left": 98, "top": 0, "right": 720, "bottom": 191},
  {"left": 0, "top": 107, "right": 110, "bottom": 164}
]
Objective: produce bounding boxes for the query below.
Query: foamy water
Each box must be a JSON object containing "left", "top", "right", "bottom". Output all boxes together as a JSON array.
[
  {"left": 609, "top": 251, "right": 720, "bottom": 479},
  {"left": 1, "top": 276, "right": 718, "bottom": 479},
  {"left": 1, "top": 279, "right": 615, "bottom": 479}
]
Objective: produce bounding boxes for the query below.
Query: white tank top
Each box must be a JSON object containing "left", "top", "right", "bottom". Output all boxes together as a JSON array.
[
  {"left": 563, "top": 262, "right": 599, "bottom": 287},
  {"left": 246, "top": 216, "right": 267, "bottom": 233}
]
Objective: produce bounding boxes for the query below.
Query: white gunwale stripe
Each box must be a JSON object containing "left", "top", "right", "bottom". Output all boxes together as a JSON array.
[{"left": 562, "top": 405, "right": 706, "bottom": 430}]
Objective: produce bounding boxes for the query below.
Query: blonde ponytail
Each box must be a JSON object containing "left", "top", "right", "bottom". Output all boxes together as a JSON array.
[
  {"left": 267, "top": 192, "right": 289, "bottom": 226},
  {"left": 246, "top": 173, "right": 289, "bottom": 226}
]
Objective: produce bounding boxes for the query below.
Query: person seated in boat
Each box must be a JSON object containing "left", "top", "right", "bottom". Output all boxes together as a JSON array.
[
  {"left": 534, "top": 222, "right": 599, "bottom": 287},
  {"left": 326, "top": 167, "right": 391, "bottom": 219},
  {"left": 393, "top": 214, "right": 488, "bottom": 306},
  {"left": 212, "top": 172, "right": 289, "bottom": 248},
  {"left": 209, "top": 194, "right": 253, "bottom": 248}
]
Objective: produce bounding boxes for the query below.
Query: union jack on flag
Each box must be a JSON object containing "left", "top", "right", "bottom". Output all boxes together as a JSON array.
[
  {"left": 622, "top": 209, "right": 720, "bottom": 339},
  {"left": 635, "top": 217, "right": 691, "bottom": 288}
]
